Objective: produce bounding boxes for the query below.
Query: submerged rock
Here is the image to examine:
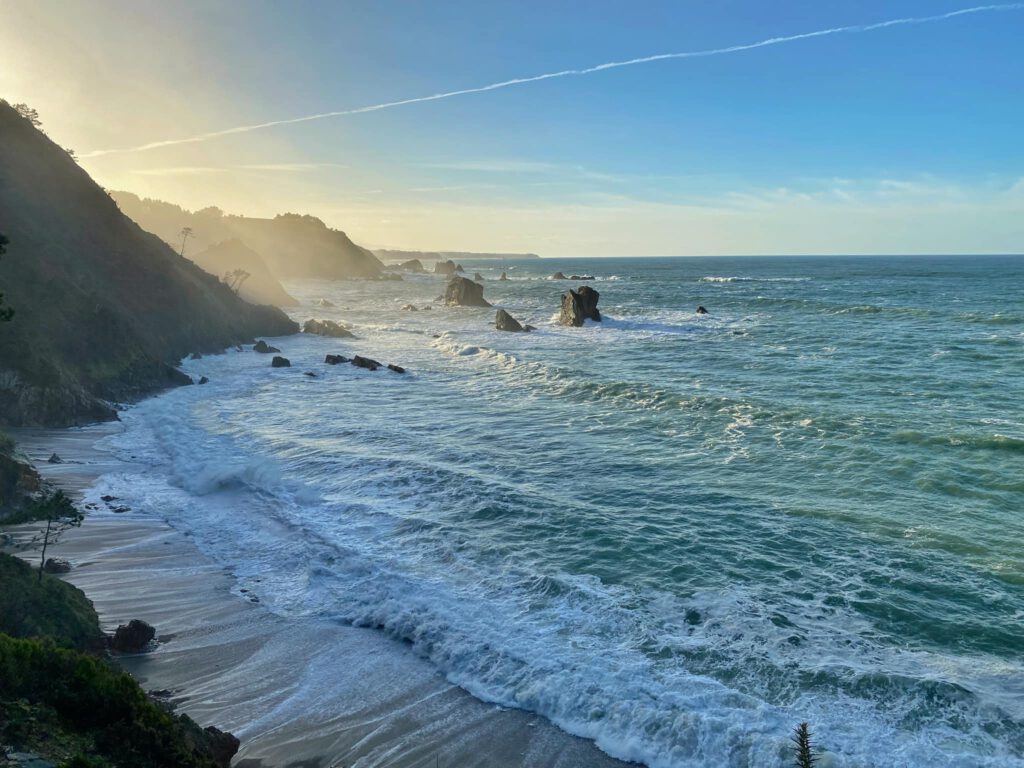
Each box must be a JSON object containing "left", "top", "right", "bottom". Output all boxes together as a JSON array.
[
  {"left": 111, "top": 619, "right": 156, "bottom": 653},
  {"left": 387, "top": 364, "right": 406, "bottom": 374},
  {"left": 303, "top": 318, "right": 355, "bottom": 338},
  {"left": 445, "top": 276, "right": 492, "bottom": 307},
  {"left": 559, "top": 286, "right": 601, "bottom": 326},
  {"left": 351, "top": 355, "right": 382, "bottom": 371},
  {"left": 253, "top": 340, "right": 280, "bottom": 354},
  {"left": 324, "top": 354, "right": 349, "bottom": 365},
  {"left": 271, "top": 356, "right": 291, "bottom": 368},
  {"left": 47, "top": 452, "right": 63, "bottom": 464},
  {"left": 197, "top": 376, "right": 209, "bottom": 385},
  {"left": 696, "top": 306, "right": 709, "bottom": 315},
  {"left": 495, "top": 309, "right": 526, "bottom": 332},
  {"left": 569, "top": 274, "right": 595, "bottom": 281},
  {"left": 303, "top": 371, "right": 317, "bottom": 377}
]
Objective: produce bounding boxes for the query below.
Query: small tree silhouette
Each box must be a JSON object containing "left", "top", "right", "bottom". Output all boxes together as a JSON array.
[
  {"left": 24, "top": 490, "right": 83, "bottom": 583},
  {"left": 179, "top": 226, "right": 194, "bottom": 258},
  {"left": 793, "top": 722, "right": 817, "bottom": 768},
  {"left": 12, "top": 102, "right": 43, "bottom": 129},
  {"left": 223, "top": 268, "right": 250, "bottom": 294}
]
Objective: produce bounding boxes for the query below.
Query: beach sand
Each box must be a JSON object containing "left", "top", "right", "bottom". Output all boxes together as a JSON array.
[{"left": 11, "top": 425, "right": 632, "bottom": 768}]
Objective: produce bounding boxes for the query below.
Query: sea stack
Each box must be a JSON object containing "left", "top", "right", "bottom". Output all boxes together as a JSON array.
[
  {"left": 445, "top": 276, "right": 492, "bottom": 307},
  {"left": 499, "top": 272, "right": 508, "bottom": 281},
  {"left": 434, "top": 259, "right": 457, "bottom": 276},
  {"left": 495, "top": 309, "right": 526, "bottom": 332},
  {"left": 559, "top": 286, "right": 601, "bottom": 326}
]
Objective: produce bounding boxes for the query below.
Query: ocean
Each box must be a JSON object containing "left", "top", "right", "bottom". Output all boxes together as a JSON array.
[{"left": 88, "top": 255, "right": 1023, "bottom": 767}]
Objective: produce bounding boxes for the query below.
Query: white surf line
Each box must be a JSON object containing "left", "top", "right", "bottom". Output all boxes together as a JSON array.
[{"left": 80, "top": 3, "right": 1023, "bottom": 159}]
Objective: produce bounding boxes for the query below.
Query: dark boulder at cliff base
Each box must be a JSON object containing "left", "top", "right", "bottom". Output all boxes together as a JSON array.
[
  {"left": 351, "top": 355, "right": 382, "bottom": 371},
  {"left": 550, "top": 271, "right": 568, "bottom": 280},
  {"left": 271, "top": 356, "right": 291, "bottom": 368},
  {"left": 0, "top": 102, "right": 298, "bottom": 427},
  {"left": 43, "top": 557, "right": 72, "bottom": 574},
  {"left": 253, "top": 340, "right": 281, "bottom": 354},
  {"left": 434, "top": 259, "right": 457, "bottom": 276},
  {"left": 495, "top": 309, "right": 527, "bottom": 332},
  {"left": 110, "top": 619, "right": 156, "bottom": 653},
  {"left": 445, "top": 276, "right": 492, "bottom": 307},
  {"left": 303, "top": 318, "right": 355, "bottom": 338},
  {"left": 559, "top": 286, "right": 601, "bottom": 326}
]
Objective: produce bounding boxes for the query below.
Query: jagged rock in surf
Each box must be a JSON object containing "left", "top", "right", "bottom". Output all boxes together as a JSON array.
[
  {"left": 110, "top": 619, "right": 156, "bottom": 653},
  {"left": 253, "top": 340, "right": 280, "bottom": 354},
  {"left": 495, "top": 309, "right": 527, "bottom": 332},
  {"left": 271, "top": 356, "right": 291, "bottom": 368},
  {"left": 303, "top": 318, "right": 355, "bottom": 338},
  {"left": 47, "top": 452, "right": 63, "bottom": 464},
  {"left": 696, "top": 306, "right": 709, "bottom": 315},
  {"left": 204, "top": 726, "right": 241, "bottom": 768},
  {"left": 499, "top": 272, "right": 508, "bottom": 281},
  {"left": 197, "top": 376, "right": 209, "bottom": 385},
  {"left": 445, "top": 276, "right": 492, "bottom": 307},
  {"left": 314, "top": 298, "right": 336, "bottom": 308},
  {"left": 559, "top": 286, "right": 601, "bottom": 327},
  {"left": 569, "top": 275, "right": 594, "bottom": 281},
  {"left": 434, "top": 259, "right": 457, "bottom": 276},
  {"left": 455, "top": 263, "right": 465, "bottom": 273},
  {"left": 387, "top": 364, "right": 406, "bottom": 374},
  {"left": 474, "top": 272, "right": 485, "bottom": 282},
  {"left": 550, "top": 271, "right": 568, "bottom": 280},
  {"left": 351, "top": 355, "right": 382, "bottom": 371},
  {"left": 324, "top": 354, "right": 349, "bottom": 365}
]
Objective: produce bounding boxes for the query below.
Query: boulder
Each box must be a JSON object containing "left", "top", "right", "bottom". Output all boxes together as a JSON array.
[
  {"left": 47, "top": 452, "right": 63, "bottom": 464},
  {"left": 351, "top": 355, "right": 382, "bottom": 371},
  {"left": 401, "top": 303, "right": 418, "bottom": 311},
  {"left": 253, "top": 340, "right": 280, "bottom": 354},
  {"left": 324, "top": 354, "right": 349, "bottom": 365},
  {"left": 696, "top": 306, "right": 709, "bottom": 315},
  {"left": 387, "top": 364, "right": 406, "bottom": 374},
  {"left": 271, "top": 356, "right": 291, "bottom": 368},
  {"left": 111, "top": 619, "right": 156, "bottom": 653},
  {"left": 445, "top": 276, "right": 492, "bottom": 307},
  {"left": 197, "top": 376, "right": 209, "bottom": 385},
  {"left": 434, "top": 259, "right": 457, "bottom": 276},
  {"left": 43, "top": 557, "right": 71, "bottom": 574},
  {"left": 303, "top": 319, "right": 355, "bottom": 338},
  {"left": 203, "top": 726, "right": 241, "bottom": 768},
  {"left": 495, "top": 309, "right": 526, "bottom": 332},
  {"left": 559, "top": 286, "right": 601, "bottom": 326},
  {"left": 550, "top": 271, "right": 568, "bottom": 280},
  {"left": 397, "top": 258, "right": 425, "bottom": 273},
  {"left": 499, "top": 271, "right": 508, "bottom": 281},
  {"left": 474, "top": 272, "right": 485, "bottom": 282}
]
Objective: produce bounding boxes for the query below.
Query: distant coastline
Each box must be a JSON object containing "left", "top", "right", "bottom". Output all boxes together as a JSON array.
[{"left": 375, "top": 248, "right": 541, "bottom": 262}]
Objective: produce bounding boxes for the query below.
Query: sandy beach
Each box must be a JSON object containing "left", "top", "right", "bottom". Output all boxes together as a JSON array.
[{"left": 11, "top": 424, "right": 631, "bottom": 768}]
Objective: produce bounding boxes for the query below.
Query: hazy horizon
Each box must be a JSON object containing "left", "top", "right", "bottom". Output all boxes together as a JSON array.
[{"left": 2, "top": 0, "right": 1022, "bottom": 256}]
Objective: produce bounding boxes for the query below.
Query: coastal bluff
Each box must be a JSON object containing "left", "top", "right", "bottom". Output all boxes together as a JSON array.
[{"left": 0, "top": 101, "right": 298, "bottom": 427}]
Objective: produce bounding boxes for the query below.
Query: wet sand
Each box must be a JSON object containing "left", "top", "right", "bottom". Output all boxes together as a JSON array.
[{"left": 11, "top": 425, "right": 632, "bottom": 768}]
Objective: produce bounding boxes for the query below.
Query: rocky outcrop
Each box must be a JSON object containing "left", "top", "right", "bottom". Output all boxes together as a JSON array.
[
  {"left": 202, "top": 726, "right": 241, "bottom": 768},
  {"left": 110, "top": 619, "right": 156, "bottom": 653},
  {"left": 271, "top": 356, "right": 291, "bottom": 368},
  {"left": 387, "top": 364, "right": 406, "bottom": 374},
  {"left": 473, "top": 272, "right": 485, "bottom": 282},
  {"left": 495, "top": 309, "right": 526, "bottom": 332},
  {"left": 303, "top": 319, "right": 355, "bottom": 338},
  {"left": 455, "top": 263, "right": 465, "bottom": 273},
  {"left": 445, "top": 276, "right": 492, "bottom": 307},
  {"left": 569, "top": 274, "right": 595, "bottom": 281},
  {"left": 325, "top": 354, "right": 349, "bottom": 365},
  {"left": 434, "top": 259, "right": 457, "bottom": 276},
  {"left": 550, "top": 271, "right": 568, "bottom": 280},
  {"left": 559, "top": 286, "right": 601, "bottom": 326},
  {"left": 499, "top": 272, "right": 508, "bottom": 281},
  {"left": 351, "top": 355, "right": 382, "bottom": 371},
  {"left": 696, "top": 306, "right": 709, "bottom": 314},
  {"left": 253, "top": 340, "right": 281, "bottom": 354},
  {"left": 396, "top": 258, "right": 425, "bottom": 273},
  {"left": 43, "top": 557, "right": 72, "bottom": 574}
]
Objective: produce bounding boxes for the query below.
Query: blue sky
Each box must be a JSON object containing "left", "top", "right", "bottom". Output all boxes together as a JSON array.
[{"left": 2, "top": 0, "right": 1022, "bottom": 254}]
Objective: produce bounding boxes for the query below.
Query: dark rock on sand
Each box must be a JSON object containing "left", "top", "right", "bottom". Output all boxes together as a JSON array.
[
  {"left": 474, "top": 272, "right": 485, "bottom": 282},
  {"left": 550, "top": 271, "right": 568, "bottom": 280},
  {"left": 696, "top": 306, "right": 709, "bottom": 315},
  {"left": 352, "top": 355, "right": 382, "bottom": 371},
  {"left": 387, "top": 364, "right": 406, "bottom": 374},
  {"left": 271, "top": 356, "right": 291, "bottom": 368},
  {"left": 43, "top": 557, "right": 71, "bottom": 574},
  {"left": 559, "top": 286, "right": 601, "bottom": 326},
  {"left": 324, "top": 354, "right": 349, "bottom": 365},
  {"left": 253, "top": 340, "right": 281, "bottom": 354},
  {"left": 434, "top": 259, "right": 457, "bottom": 276},
  {"left": 111, "top": 619, "right": 156, "bottom": 653},
  {"left": 47, "top": 452, "right": 63, "bottom": 464},
  {"left": 445, "top": 276, "right": 492, "bottom": 307},
  {"left": 495, "top": 309, "right": 526, "bottom": 332},
  {"left": 303, "top": 319, "right": 355, "bottom": 338}
]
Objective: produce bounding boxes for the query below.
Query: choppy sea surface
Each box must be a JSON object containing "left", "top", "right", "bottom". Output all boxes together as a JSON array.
[{"left": 92, "top": 256, "right": 1024, "bottom": 767}]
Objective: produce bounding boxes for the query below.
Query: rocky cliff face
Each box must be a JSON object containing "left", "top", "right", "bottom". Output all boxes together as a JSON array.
[
  {"left": 0, "top": 102, "right": 298, "bottom": 427},
  {"left": 445, "top": 276, "right": 491, "bottom": 307},
  {"left": 559, "top": 286, "right": 601, "bottom": 326}
]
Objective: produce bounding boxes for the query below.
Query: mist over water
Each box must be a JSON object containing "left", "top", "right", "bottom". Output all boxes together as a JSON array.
[{"left": 93, "top": 256, "right": 1024, "bottom": 767}]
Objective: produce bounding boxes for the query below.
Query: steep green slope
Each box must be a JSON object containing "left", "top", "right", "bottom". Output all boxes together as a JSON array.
[{"left": 0, "top": 102, "right": 298, "bottom": 426}]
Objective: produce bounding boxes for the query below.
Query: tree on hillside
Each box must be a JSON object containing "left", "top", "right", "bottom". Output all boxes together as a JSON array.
[
  {"left": 0, "top": 232, "right": 13, "bottom": 321},
  {"left": 178, "top": 226, "right": 194, "bottom": 258},
  {"left": 223, "top": 269, "right": 250, "bottom": 294},
  {"left": 27, "top": 491, "right": 83, "bottom": 583},
  {"left": 11, "top": 102, "right": 43, "bottom": 131}
]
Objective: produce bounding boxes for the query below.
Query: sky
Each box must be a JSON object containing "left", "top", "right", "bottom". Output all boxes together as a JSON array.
[{"left": 1, "top": 0, "right": 1022, "bottom": 256}]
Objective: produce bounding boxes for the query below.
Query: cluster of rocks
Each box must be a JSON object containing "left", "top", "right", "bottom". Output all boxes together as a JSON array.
[
  {"left": 550, "top": 271, "right": 595, "bottom": 281},
  {"left": 325, "top": 354, "right": 404, "bottom": 373},
  {"left": 253, "top": 339, "right": 281, "bottom": 354},
  {"left": 434, "top": 259, "right": 465, "bottom": 276}
]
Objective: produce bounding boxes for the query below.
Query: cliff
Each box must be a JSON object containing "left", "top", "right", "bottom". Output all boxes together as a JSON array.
[
  {"left": 0, "top": 101, "right": 298, "bottom": 427},
  {"left": 191, "top": 239, "right": 298, "bottom": 308}
]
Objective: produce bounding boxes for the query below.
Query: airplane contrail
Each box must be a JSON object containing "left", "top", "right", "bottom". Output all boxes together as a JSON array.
[{"left": 79, "top": 3, "right": 1024, "bottom": 159}]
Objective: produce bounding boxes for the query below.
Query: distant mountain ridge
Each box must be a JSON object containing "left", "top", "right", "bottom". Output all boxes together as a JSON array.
[
  {"left": 191, "top": 239, "right": 298, "bottom": 308},
  {"left": 0, "top": 101, "right": 298, "bottom": 427},
  {"left": 375, "top": 249, "right": 540, "bottom": 262},
  {"left": 112, "top": 192, "right": 384, "bottom": 282}
]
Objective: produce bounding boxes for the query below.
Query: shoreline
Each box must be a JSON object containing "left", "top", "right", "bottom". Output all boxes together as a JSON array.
[{"left": 13, "top": 423, "right": 633, "bottom": 768}]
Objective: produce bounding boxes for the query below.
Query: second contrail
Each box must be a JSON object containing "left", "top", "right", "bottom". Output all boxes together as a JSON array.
[{"left": 79, "top": 3, "right": 1024, "bottom": 159}]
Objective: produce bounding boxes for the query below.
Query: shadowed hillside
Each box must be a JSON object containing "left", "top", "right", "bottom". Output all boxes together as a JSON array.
[
  {"left": 192, "top": 239, "right": 298, "bottom": 308},
  {"left": 112, "top": 192, "right": 384, "bottom": 280},
  {"left": 0, "top": 101, "right": 298, "bottom": 427}
]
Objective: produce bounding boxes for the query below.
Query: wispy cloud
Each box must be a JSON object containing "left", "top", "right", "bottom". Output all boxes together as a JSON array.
[
  {"left": 79, "top": 3, "right": 1024, "bottom": 159},
  {"left": 128, "top": 162, "right": 347, "bottom": 176}
]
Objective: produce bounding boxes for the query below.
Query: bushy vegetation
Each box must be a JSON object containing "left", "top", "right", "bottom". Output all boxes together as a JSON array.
[{"left": 0, "top": 634, "right": 227, "bottom": 768}]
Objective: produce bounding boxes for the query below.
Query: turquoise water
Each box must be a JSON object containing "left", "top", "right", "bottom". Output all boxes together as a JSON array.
[{"left": 97, "top": 256, "right": 1023, "bottom": 766}]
